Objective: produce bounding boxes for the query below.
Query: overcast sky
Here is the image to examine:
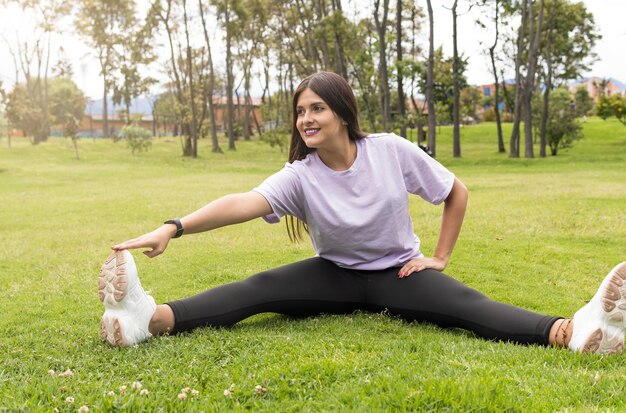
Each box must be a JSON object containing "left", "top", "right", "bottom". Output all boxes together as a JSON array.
[{"left": 1, "top": 0, "right": 624, "bottom": 100}]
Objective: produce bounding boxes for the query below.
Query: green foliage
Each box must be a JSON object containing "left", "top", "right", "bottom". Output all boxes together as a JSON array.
[
  {"left": 48, "top": 77, "right": 86, "bottom": 125},
  {"left": 261, "top": 128, "right": 289, "bottom": 153},
  {"left": 5, "top": 83, "right": 45, "bottom": 140},
  {"left": 597, "top": 94, "right": 626, "bottom": 126},
  {"left": 532, "top": 87, "right": 582, "bottom": 155},
  {"left": 574, "top": 86, "right": 594, "bottom": 118},
  {"left": 460, "top": 86, "right": 483, "bottom": 121},
  {"left": 120, "top": 124, "right": 152, "bottom": 155},
  {"left": 6, "top": 77, "right": 85, "bottom": 142}
]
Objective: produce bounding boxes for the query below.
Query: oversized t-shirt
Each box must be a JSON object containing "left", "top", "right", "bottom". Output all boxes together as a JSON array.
[{"left": 253, "top": 133, "right": 455, "bottom": 270}]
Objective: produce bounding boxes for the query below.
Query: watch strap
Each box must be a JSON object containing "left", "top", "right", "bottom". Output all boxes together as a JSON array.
[{"left": 164, "top": 218, "right": 184, "bottom": 238}]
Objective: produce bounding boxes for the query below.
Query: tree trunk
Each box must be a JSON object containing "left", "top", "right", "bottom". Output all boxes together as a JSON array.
[
  {"left": 522, "top": 0, "right": 544, "bottom": 159},
  {"left": 198, "top": 0, "right": 223, "bottom": 153},
  {"left": 489, "top": 0, "right": 505, "bottom": 153},
  {"left": 426, "top": 0, "right": 437, "bottom": 157},
  {"left": 451, "top": 0, "right": 461, "bottom": 157},
  {"left": 396, "top": 0, "right": 406, "bottom": 138},
  {"left": 183, "top": 0, "right": 198, "bottom": 158},
  {"left": 330, "top": 0, "right": 348, "bottom": 79},
  {"left": 225, "top": 0, "right": 236, "bottom": 150},
  {"left": 539, "top": 6, "right": 555, "bottom": 158},
  {"left": 103, "top": 78, "right": 109, "bottom": 137},
  {"left": 374, "top": 0, "right": 391, "bottom": 131},
  {"left": 509, "top": 0, "right": 528, "bottom": 158}
]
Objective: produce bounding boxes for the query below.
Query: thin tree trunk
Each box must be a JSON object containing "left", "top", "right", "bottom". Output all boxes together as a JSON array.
[
  {"left": 489, "top": 0, "right": 505, "bottom": 153},
  {"left": 452, "top": 0, "right": 461, "bottom": 157},
  {"left": 374, "top": 0, "right": 391, "bottom": 131},
  {"left": 183, "top": 0, "right": 198, "bottom": 158},
  {"left": 523, "top": 0, "right": 544, "bottom": 158},
  {"left": 198, "top": 0, "right": 222, "bottom": 153},
  {"left": 396, "top": 0, "right": 406, "bottom": 138},
  {"left": 225, "top": 0, "right": 236, "bottom": 150},
  {"left": 539, "top": 3, "right": 554, "bottom": 158},
  {"left": 509, "top": 0, "right": 528, "bottom": 158},
  {"left": 426, "top": 0, "right": 437, "bottom": 157}
]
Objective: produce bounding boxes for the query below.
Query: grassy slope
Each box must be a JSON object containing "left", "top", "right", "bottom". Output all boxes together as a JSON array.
[{"left": 0, "top": 118, "right": 625, "bottom": 412}]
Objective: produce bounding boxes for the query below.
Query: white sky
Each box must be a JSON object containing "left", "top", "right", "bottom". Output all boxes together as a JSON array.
[{"left": 1, "top": 0, "right": 624, "bottom": 101}]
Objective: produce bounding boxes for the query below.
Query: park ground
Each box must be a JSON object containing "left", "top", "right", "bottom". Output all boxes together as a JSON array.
[{"left": 0, "top": 118, "right": 625, "bottom": 412}]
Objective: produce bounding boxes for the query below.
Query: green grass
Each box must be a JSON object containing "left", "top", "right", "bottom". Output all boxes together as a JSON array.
[{"left": 1, "top": 118, "right": 625, "bottom": 412}]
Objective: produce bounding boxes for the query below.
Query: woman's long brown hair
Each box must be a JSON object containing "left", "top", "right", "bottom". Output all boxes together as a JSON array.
[{"left": 286, "top": 72, "right": 367, "bottom": 242}]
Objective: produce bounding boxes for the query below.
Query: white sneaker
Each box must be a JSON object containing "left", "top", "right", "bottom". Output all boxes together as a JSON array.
[
  {"left": 569, "top": 262, "right": 626, "bottom": 354},
  {"left": 98, "top": 250, "right": 156, "bottom": 346}
]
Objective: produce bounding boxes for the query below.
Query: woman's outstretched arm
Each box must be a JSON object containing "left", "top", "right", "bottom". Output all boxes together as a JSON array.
[{"left": 112, "top": 191, "right": 272, "bottom": 257}]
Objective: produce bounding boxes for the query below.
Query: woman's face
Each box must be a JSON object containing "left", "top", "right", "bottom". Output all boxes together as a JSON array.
[{"left": 295, "top": 88, "right": 347, "bottom": 150}]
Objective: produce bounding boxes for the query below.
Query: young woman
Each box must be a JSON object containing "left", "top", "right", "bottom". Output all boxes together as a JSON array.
[{"left": 99, "top": 71, "right": 626, "bottom": 354}]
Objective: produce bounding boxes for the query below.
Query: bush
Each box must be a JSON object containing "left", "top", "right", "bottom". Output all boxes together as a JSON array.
[
  {"left": 120, "top": 124, "right": 152, "bottom": 155},
  {"left": 261, "top": 129, "right": 290, "bottom": 152}
]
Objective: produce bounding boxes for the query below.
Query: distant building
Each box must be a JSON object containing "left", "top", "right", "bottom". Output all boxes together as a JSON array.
[{"left": 568, "top": 77, "right": 626, "bottom": 102}]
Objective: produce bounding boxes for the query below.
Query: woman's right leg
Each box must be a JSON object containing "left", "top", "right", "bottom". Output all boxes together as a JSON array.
[{"left": 165, "top": 257, "right": 366, "bottom": 334}]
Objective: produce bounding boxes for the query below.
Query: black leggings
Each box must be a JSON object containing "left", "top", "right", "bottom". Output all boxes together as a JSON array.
[{"left": 166, "top": 257, "right": 560, "bottom": 345}]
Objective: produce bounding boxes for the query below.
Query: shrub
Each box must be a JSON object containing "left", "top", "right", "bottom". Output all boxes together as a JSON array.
[{"left": 120, "top": 124, "right": 152, "bottom": 155}]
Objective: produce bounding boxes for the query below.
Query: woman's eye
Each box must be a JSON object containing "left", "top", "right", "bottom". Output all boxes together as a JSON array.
[
  {"left": 313, "top": 106, "right": 323, "bottom": 112},
  {"left": 297, "top": 109, "right": 304, "bottom": 116}
]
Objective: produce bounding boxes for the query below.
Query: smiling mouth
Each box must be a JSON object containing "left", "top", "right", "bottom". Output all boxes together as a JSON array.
[{"left": 304, "top": 128, "right": 320, "bottom": 136}]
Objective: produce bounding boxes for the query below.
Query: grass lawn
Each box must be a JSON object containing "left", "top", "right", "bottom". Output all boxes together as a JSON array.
[{"left": 1, "top": 118, "right": 625, "bottom": 412}]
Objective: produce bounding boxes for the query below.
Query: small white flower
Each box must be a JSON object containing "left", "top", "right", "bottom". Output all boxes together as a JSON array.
[
  {"left": 65, "top": 396, "right": 75, "bottom": 404},
  {"left": 178, "top": 392, "right": 188, "bottom": 400},
  {"left": 53, "top": 408, "right": 60, "bottom": 413},
  {"left": 47, "top": 369, "right": 55, "bottom": 376},
  {"left": 140, "top": 389, "right": 149, "bottom": 396},
  {"left": 254, "top": 385, "right": 268, "bottom": 395},
  {"left": 78, "top": 406, "right": 89, "bottom": 413},
  {"left": 181, "top": 387, "right": 191, "bottom": 394},
  {"left": 191, "top": 389, "right": 199, "bottom": 397},
  {"left": 131, "top": 381, "right": 142, "bottom": 390},
  {"left": 58, "top": 369, "right": 74, "bottom": 378},
  {"left": 223, "top": 389, "right": 232, "bottom": 398},
  {"left": 107, "top": 391, "right": 115, "bottom": 397},
  {"left": 119, "top": 385, "right": 127, "bottom": 394}
]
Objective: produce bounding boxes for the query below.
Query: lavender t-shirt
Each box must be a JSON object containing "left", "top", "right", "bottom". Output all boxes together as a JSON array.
[{"left": 253, "top": 133, "right": 455, "bottom": 270}]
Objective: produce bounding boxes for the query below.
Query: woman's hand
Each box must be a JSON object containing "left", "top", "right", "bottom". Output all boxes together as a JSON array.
[
  {"left": 398, "top": 256, "right": 447, "bottom": 278},
  {"left": 111, "top": 225, "right": 177, "bottom": 258}
]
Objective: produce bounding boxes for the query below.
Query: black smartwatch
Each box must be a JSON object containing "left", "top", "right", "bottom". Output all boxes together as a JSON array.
[{"left": 164, "top": 218, "right": 184, "bottom": 238}]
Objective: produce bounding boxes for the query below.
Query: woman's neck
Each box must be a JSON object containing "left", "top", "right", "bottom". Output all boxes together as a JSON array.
[{"left": 317, "top": 138, "right": 357, "bottom": 171}]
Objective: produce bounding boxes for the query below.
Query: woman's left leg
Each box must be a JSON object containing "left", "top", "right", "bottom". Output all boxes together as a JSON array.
[{"left": 363, "top": 268, "right": 560, "bottom": 346}]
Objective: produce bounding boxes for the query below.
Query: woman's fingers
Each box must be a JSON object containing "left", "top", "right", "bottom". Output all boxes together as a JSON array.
[{"left": 398, "top": 257, "right": 445, "bottom": 278}]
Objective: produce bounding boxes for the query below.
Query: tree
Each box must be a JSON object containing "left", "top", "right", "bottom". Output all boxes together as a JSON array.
[
  {"left": 532, "top": 87, "right": 582, "bottom": 155},
  {"left": 6, "top": 77, "right": 85, "bottom": 144},
  {"left": 76, "top": 0, "right": 136, "bottom": 137},
  {"left": 460, "top": 86, "right": 482, "bottom": 122},
  {"left": 536, "top": 0, "right": 599, "bottom": 156},
  {"left": 573, "top": 86, "right": 593, "bottom": 118},
  {"left": 521, "top": 0, "right": 544, "bottom": 158},
  {"left": 597, "top": 94, "right": 626, "bottom": 126},
  {"left": 111, "top": 7, "right": 157, "bottom": 126},
  {"left": 477, "top": 0, "right": 505, "bottom": 152}
]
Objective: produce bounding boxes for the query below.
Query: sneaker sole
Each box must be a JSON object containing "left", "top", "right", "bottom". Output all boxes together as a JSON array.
[
  {"left": 579, "top": 327, "right": 624, "bottom": 354},
  {"left": 98, "top": 251, "right": 129, "bottom": 306},
  {"left": 599, "top": 262, "right": 626, "bottom": 325},
  {"left": 100, "top": 314, "right": 128, "bottom": 347},
  {"left": 578, "top": 262, "right": 626, "bottom": 354}
]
